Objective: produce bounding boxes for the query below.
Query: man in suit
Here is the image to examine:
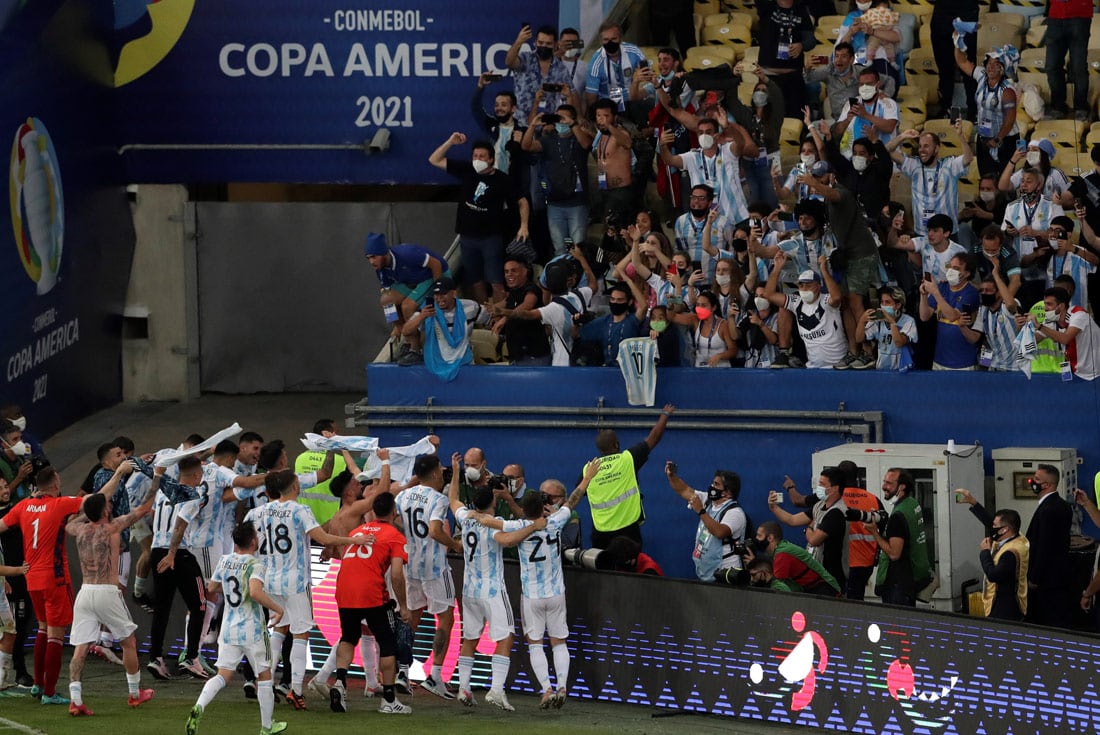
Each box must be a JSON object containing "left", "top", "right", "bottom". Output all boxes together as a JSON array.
[{"left": 1026, "top": 464, "right": 1073, "bottom": 628}]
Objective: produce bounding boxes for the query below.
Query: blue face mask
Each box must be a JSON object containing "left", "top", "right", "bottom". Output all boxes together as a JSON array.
[
  {"left": 813, "top": 485, "right": 827, "bottom": 501},
  {"left": 555, "top": 122, "right": 571, "bottom": 135},
  {"left": 882, "top": 305, "right": 896, "bottom": 317}
]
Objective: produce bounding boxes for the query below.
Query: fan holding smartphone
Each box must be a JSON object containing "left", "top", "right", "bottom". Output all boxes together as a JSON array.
[{"left": 504, "top": 22, "right": 576, "bottom": 125}]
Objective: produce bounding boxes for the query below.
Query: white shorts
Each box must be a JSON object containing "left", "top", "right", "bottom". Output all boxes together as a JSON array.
[
  {"left": 461, "top": 591, "right": 514, "bottom": 642},
  {"left": 405, "top": 570, "right": 455, "bottom": 616},
  {"left": 521, "top": 594, "right": 569, "bottom": 641},
  {"left": 269, "top": 591, "right": 314, "bottom": 635},
  {"left": 117, "top": 550, "right": 132, "bottom": 588},
  {"left": 70, "top": 585, "right": 138, "bottom": 645},
  {"left": 215, "top": 640, "right": 272, "bottom": 673},
  {"left": 0, "top": 593, "right": 14, "bottom": 635},
  {"left": 130, "top": 518, "right": 152, "bottom": 545}
]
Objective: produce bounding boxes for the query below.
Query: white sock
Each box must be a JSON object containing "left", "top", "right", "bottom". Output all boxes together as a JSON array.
[
  {"left": 458, "top": 655, "right": 474, "bottom": 692},
  {"left": 430, "top": 662, "right": 443, "bottom": 683},
  {"left": 552, "top": 643, "right": 570, "bottom": 690},
  {"left": 0, "top": 650, "right": 12, "bottom": 674},
  {"left": 197, "top": 674, "right": 226, "bottom": 708},
  {"left": 270, "top": 631, "right": 286, "bottom": 672},
  {"left": 98, "top": 630, "right": 113, "bottom": 647},
  {"left": 134, "top": 576, "right": 148, "bottom": 597},
  {"left": 359, "top": 635, "right": 378, "bottom": 687},
  {"left": 290, "top": 638, "right": 308, "bottom": 694},
  {"left": 69, "top": 681, "right": 82, "bottom": 706},
  {"left": 126, "top": 671, "right": 141, "bottom": 696},
  {"left": 490, "top": 654, "right": 509, "bottom": 693},
  {"left": 528, "top": 643, "right": 551, "bottom": 691},
  {"left": 257, "top": 680, "right": 274, "bottom": 729},
  {"left": 316, "top": 644, "right": 338, "bottom": 682}
]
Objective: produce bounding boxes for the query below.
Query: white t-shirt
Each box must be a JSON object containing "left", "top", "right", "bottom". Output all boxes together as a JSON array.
[
  {"left": 540, "top": 286, "right": 593, "bottom": 366},
  {"left": 784, "top": 293, "right": 848, "bottom": 368},
  {"left": 1068, "top": 307, "right": 1100, "bottom": 381}
]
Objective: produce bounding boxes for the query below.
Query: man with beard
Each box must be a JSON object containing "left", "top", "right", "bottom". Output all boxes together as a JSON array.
[
  {"left": 869, "top": 468, "right": 932, "bottom": 607},
  {"left": 494, "top": 256, "right": 551, "bottom": 365},
  {"left": 886, "top": 124, "right": 974, "bottom": 236}
]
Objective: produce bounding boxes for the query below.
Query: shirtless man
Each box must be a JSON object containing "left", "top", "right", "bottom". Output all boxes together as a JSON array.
[
  {"left": 66, "top": 483, "right": 158, "bottom": 715},
  {"left": 592, "top": 98, "right": 635, "bottom": 225}
]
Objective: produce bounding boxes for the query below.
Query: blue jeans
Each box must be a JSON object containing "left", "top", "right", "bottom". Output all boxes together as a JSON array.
[
  {"left": 1045, "top": 17, "right": 1091, "bottom": 112},
  {"left": 459, "top": 234, "right": 504, "bottom": 287},
  {"left": 743, "top": 156, "right": 777, "bottom": 212},
  {"left": 547, "top": 203, "right": 589, "bottom": 255}
]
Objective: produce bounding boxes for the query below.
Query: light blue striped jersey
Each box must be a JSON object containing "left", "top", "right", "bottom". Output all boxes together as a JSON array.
[
  {"left": 244, "top": 500, "right": 319, "bottom": 595},
  {"left": 899, "top": 155, "right": 969, "bottom": 235},
  {"left": 1046, "top": 252, "right": 1095, "bottom": 310},
  {"left": 974, "top": 303, "right": 1022, "bottom": 371},
  {"left": 179, "top": 464, "right": 241, "bottom": 549},
  {"left": 213, "top": 552, "right": 269, "bottom": 646},
  {"left": 512, "top": 507, "right": 571, "bottom": 600},
  {"left": 455, "top": 507, "right": 505, "bottom": 599},
  {"left": 617, "top": 338, "right": 658, "bottom": 407},
  {"left": 681, "top": 144, "right": 748, "bottom": 225},
  {"left": 911, "top": 238, "right": 965, "bottom": 284},
  {"left": 150, "top": 477, "right": 201, "bottom": 550},
  {"left": 865, "top": 314, "right": 918, "bottom": 370},
  {"left": 1003, "top": 196, "right": 1064, "bottom": 282},
  {"left": 674, "top": 211, "right": 730, "bottom": 279},
  {"left": 394, "top": 485, "right": 451, "bottom": 581}
]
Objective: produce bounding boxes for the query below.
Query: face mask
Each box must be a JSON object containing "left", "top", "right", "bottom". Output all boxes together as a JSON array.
[
  {"left": 800, "top": 153, "right": 815, "bottom": 166},
  {"left": 3, "top": 439, "right": 28, "bottom": 457},
  {"left": 1044, "top": 309, "right": 1059, "bottom": 323},
  {"left": 754, "top": 296, "right": 770, "bottom": 312},
  {"left": 851, "top": 155, "right": 868, "bottom": 172},
  {"left": 813, "top": 485, "right": 827, "bottom": 501},
  {"left": 1026, "top": 151, "right": 1041, "bottom": 167},
  {"left": 535, "top": 46, "right": 553, "bottom": 61},
  {"left": 690, "top": 206, "right": 709, "bottom": 218},
  {"left": 752, "top": 91, "right": 768, "bottom": 107},
  {"left": 856, "top": 0, "right": 872, "bottom": 9},
  {"left": 472, "top": 159, "right": 490, "bottom": 174},
  {"left": 715, "top": 274, "right": 731, "bottom": 287},
  {"left": 650, "top": 320, "right": 668, "bottom": 333},
  {"left": 555, "top": 122, "right": 572, "bottom": 135},
  {"left": 707, "top": 484, "right": 723, "bottom": 502},
  {"left": 495, "top": 113, "right": 513, "bottom": 124},
  {"left": 1027, "top": 477, "right": 1044, "bottom": 495},
  {"left": 11, "top": 417, "right": 26, "bottom": 432},
  {"left": 980, "top": 293, "right": 997, "bottom": 307},
  {"left": 979, "top": 190, "right": 996, "bottom": 203},
  {"left": 609, "top": 301, "right": 630, "bottom": 316},
  {"left": 882, "top": 305, "right": 896, "bottom": 317},
  {"left": 945, "top": 268, "right": 961, "bottom": 287},
  {"left": 697, "top": 133, "right": 715, "bottom": 150},
  {"left": 798, "top": 289, "right": 818, "bottom": 304},
  {"left": 1021, "top": 190, "right": 1039, "bottom": 203},
  {"left": 751, "top": 537, "right": 769, "bottom": 552},
  {"left": 602, "top": 40, "right": 620, "bottom": 55},
  {"left": 695, "top": 306, "right": 714, "bottom": 321},
  {"left": 859, "top": 84, "right": 877, "bottom": 101},
  {"left": 465, "top": 466, "right": 482, "bottom": 483}
]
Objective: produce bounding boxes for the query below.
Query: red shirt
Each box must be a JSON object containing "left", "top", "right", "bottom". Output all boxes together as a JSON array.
[
  {"left": 1047, "top": 0, "right": 1092, "bottom": 20},
  {"left": 335, "top": 521, "right": 407, "bottom": 609},
  {"left": 773, "top": 548, "right": 825, "bottom": 591},
  {"left": 4, "top": 495, "right": 83, "bottom": 591}
]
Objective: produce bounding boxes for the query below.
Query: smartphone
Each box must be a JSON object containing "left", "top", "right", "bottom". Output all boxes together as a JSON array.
[
  {"left": 923, "top": 272, "right": 933, "bottom": 283},
  {"left": 483, "top": 72, "right": 503, "bottom": 82},
  {"left": 690, "top": 260, "right": 703, "bottom": 273},
  {"left": 703, "top": 91, "right": 720, "bottom": 108},
  {"left": 849, "top": 96, "right": 861, "bottom": 108},
  {"left": 667, "top": 261, "right": 679, "bottom": 276},
  {"left": 949, "top": 106, "right": 963, "bottom": 122},
  {"left": 1016, "top": 139, "right": 1028, "bottom": 153},
  {"left": 871, "top": 309, "right": 884, "bottom": 320},
  {"left": 667, "top": 461, "right": 678, "bottom": 475},
  {"left": 541, "top": 82, "right": 563, "bottom": 93},
  {"left": 777, "top": 211, "right": 795, "bottom": 222},
  {"left": 637, "top": 59, "right": 649, "bottom": 69},
  {"left": 567, "top": 39, "right": 585, "bottom": 49},
  {"left": 542, "top": 112, "right": 562, "bottom": 124},
  {"left": 425, "top": 296, "right": 435, "bottom": 309},
  {"left": 750, "top": 218, "right": 763, "bottom": 230}
]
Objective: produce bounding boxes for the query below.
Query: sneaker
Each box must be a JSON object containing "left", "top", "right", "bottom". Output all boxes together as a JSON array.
[
  {"left": 306, "top": 677, "right": 329, "bottom": 700},
  {"left": 30, "top": 684, "right": 42, "bottom": 698},
  {"left": 419, "top": 675, "right": 455, "bottom": 700},
  {"left": 397, "top": 348, "right": 423, "bottom": 367},
  {"left": 259, "top": 723, "right": 287, "bottom": 735},
  {"left": 198, "top": 656, "right": 218, "bottom": 677},
  {"left": 15, "top": 673, "right": 34, "bottom": 688},
  {"left": 378, "top": 698, "right": 412, "bottom": 714},
  {"left": 485, "top": 689, "right": 514, "bottom": 711},
  {"left": 833, "top": 352, "right": 858, "bottom": 370},
  {"left": 329, "top": 681, "right": 347, "bottom": 713},
  {"left": 457, "top": 689, "right": 476, "bottom": 707},
  {"left": 181, "top": 658, "right": 210, "bottom": 679},
  {"left": 41, "top": 693, "right": 70, "bottom": 705},
  {"left": 147, "top": 658, "right": 171, "bottom": 680},
  {"left": 133, "top": 594, "right": 156, "bottom": 614},
  {"left": 851, "top": 353, "right": 876, "bottom": 370},
  {"left": 363, "top": 685, "right": 381, "bottom": 698},
  {"left": 787, "top": 355, "right": 806, "bottom": 369},
  {"left": 395, "top": 669, "right": 411, "bottom": 695},
  {"left": 242, "top": 680, "right": 258, "bottom": 699},
  {"left": 90, "top": 645, "right": 124, "bottom": 666},
  {"left": 553, "top": 687, "right": 567, "bottom": 709},
  {"left": 769, "top": 352, "right": 790, "bottom": 369},
  {"left": 128, "top": 688, "right": 155, "bottom": 707},
  {"left": 186, "top": 704, "right": 204, "bottom": 735},
  {"left": 539, "top": 688, "right": 554, "bottom": 709},
  {"left": 273, "top": 683, "right": 289, "bottom": 703},
  {"left": 286, "top": 689, "right": 307, "bottom": 710},
  {"left": 68, "top": 702, "right": 94, "bottom": 716}
]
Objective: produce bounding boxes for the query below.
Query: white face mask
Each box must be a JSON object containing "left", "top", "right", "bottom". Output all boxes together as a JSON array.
[
  {"left": 979, "top": 190, "right": 996, "bottom": 203},
  {"left": 858, "top": 84, "right": 877, "bottom": 101},
  {"left": 472, "top": 159, "right": 490, "bottom": 174},
  {"left": 1026, "top": 151, "right": 1041, "bottom": 167},
  {"left": 945, "top": 268, "right": 962, "bottom": 286},
  {"left": 464, "top": 466, "right": 482, "bottom": 483},
  {"left": 3, "top": 439, "right": 28, "bottom": 457},
  {"left": 11, "top": 417, "right": 26, "bottom": 432},
  {"left": 800, "top": 153, "right": 815, "bottom": 166},
  {"left": 856, "top": 0, "right": 872, "bottom": 9},
  {"left": 798, "top": 289, "right": 819, "bottom": 304},
  {"left": 697, "top": 133, "right": 715, "bottom": 150},
  {"left": 851, "top": 155, "right": 868, "bottom": 172},
  {"left": 751, "top": 91, "right": 768, "bottom": 107},
  {"left": 1044, "top": 309, "right": 1059, "bottom": 323},
  {"left": 754, "top": 296, "right": 770, "bottom": 312},
  {"left": 715, "top": 274, "right": 731, "bottom": 286}
]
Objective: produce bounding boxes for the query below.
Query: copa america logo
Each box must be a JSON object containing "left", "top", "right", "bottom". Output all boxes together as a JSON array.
[{"left": 10, "top": 118, "right": 64, "bottom": 296}]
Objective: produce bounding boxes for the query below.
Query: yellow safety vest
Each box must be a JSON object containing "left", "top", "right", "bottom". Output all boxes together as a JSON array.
[
  {"left": 1029, "top": 301, "right": 1061, "bottom": 373},
  {"left": 293, "top": 452, "right": 345, "bottom": 525},
  {"left": 982, "top": 535, "right": 1029, "bottom": 618},
  {"left": 583, "top": 451, "right": 643, "bottom": 532}
]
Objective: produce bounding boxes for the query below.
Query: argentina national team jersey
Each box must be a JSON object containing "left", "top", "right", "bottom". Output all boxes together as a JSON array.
[
  {"left": 213, "top": 552, "right": 269, "bottom": 646},
  {"left": 244, "top": 500, "right": 319, "bottom": 596},
  {"left": 394, "top": 485, "right": 451, "bottom": 580},
  {"left": 151, "top": 489, "right": 187, "bottom": 550},
  {"left": 900, "top": 155, "right": 969, "bottom": 235},
  {"left": 513, "top": 507, "right": 571, "bottom": 600},
  {"left": 617, "top": 337, "right": 658, "bottom": 407},
  {"left": 181, "top": 464, "right": 241, "bottom": 549},
  {"left": 455, "top": 507, "right": 505, "bottom": 599}
]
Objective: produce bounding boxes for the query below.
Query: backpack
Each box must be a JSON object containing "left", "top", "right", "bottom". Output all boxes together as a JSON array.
[{"left": 549, "top": 290, "right": 602, "bottom": 366}]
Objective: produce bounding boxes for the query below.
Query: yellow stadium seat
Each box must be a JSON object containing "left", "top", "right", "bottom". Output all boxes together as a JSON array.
[
  {"left": 899, "top": 109, "right": 927, "bottom": 134},
  {"left": 1089, "top": 49, "right": 1100, "bottom": 75},
  {"left": 701, "top": 22, "right": 752, "bottom": 50},
  {"left": 1026, "top": 21, "right": 1046, "bottom": 50},
  {"left": 921, "top": 118, "right": 974, "bottom": 157},
  {"left": 890, "top": 171, "right": 913, "bottom": 210},
  {"left": 728, "top": 11, "right": 756, "bottom": 31},
  {"left": 703, "top": 12, "right": 733, "bottom": 27},
  {"left": 1015, "top": 106, "right": 1035, "bottom": 139},
  {"left": 781, "top": 117, "right": 805, "bottom": 149},
  {"left": 978, "top": 24, "right": 1023, "bottom": 55},
  {"left": 959, "top": 158, "right": 981, "bottom": 187},
  {"left": 638, "top": 47, "right": 662, "bottom": 63},
  {"left": 978, "top": 12, "right": 1026, "bottom": 33},
  {"left": 1086, "top": 128, "right": 1100, "bottom": 154},
  {"left": 904, "top": 48, "right": 940, "bottom": 105},
  {"left": 470, "top": 329, "right": 505, "bottom": 365},
  {"left": 1031, "top": 119, "right": 1086, "bottom": 153},
  {"left": 815, "top": 15, "right": 848, "bottom": 47},
  {"left": 918, "top": 22, "right": 932, "bottom": 49},
  {"left": 695, "top": 0, "right": 722, "bottom": 17},
  {"left": 1018, "top": 48, "right": 1046, "bottom": 75},
  {"left": 903, "top": 4, "right": 934, "bottom": 24},
  {"left": 684, "top": 46, "right": 737, "bottom": 71}
]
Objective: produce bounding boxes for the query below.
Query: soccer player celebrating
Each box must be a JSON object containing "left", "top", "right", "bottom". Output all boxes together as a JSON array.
[
  {"left": 66, "top": 489, "right": 158, "bottom": 715},
  {"left": 186, "top": 522, "right": 287, "bottom": 735},
  {"left": 446, "top": 453, "right": 547, "bottom": 710},
  {"left": 330, "top": 491, "right": 411, "bottom": 714},
  {"left": 0, "top": 462, "right": 134, "bottom": 704},
  {"left": 244, "top": 469, "right": 372, "bottom": 709}
]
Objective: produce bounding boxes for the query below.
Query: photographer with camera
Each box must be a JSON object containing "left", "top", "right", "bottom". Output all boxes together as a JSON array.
[
  {"left": 870, "top": 468, "right": 933, "bottom": 607},
  {"left": 0, "top": 422, "right": 35, "bottom": 503},
  {"left": 664, "top": 463, "right": 749, "bottom": 585},
  {"left": 505, "top": 24, "right": 574, "bottom": 127},
  {"left": 746, "top": 521, "right": 841, "bottom": 596}
]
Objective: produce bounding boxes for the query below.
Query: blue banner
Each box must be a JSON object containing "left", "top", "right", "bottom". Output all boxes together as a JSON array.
[{"left": 116, "top": 0, "right": 560, "bottom": 184}]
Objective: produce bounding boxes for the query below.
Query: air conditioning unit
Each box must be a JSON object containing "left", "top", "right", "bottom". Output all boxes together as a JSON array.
[{"left": 991, "top": 447, "right": 1079, "bottom": 535}]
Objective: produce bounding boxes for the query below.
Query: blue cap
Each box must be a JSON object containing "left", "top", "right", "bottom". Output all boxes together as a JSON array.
[{"left": 364, "top": 232, "right": 388, "bottom": 257}]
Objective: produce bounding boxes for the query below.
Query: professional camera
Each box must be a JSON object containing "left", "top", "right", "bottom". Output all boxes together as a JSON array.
[
  {"left": 563, "top": 547, "right": 610, "bottom": 571},
  {"left": 731, "top": 540, "right": 749, "bottom": 555},
  {"left": 487, "top": 474, "right": 511, "bottom": 491},
  {"left": 845, "top": 508, "right": 888, "bottom": 525}
]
